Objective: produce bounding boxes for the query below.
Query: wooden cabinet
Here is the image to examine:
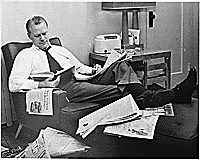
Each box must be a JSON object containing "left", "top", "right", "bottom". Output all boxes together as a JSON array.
[{"left": 89, "top": 49, "right": 171, "bottom": 89}]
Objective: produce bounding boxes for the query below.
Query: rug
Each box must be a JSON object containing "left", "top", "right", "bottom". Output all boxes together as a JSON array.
[
  {"left": 155, "top": 98, "right": 198, "bottom": 140},
  {"left": 148, "top": 83, "right": 199, "bottom": 140}
]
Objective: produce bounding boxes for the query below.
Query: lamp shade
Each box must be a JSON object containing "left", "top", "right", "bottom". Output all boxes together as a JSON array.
[{"left": 102, "top": 2, "right": 156, "bottom": 11}]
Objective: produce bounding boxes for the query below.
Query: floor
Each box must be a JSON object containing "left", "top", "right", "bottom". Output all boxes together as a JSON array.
[{"left": 1, "top": 121, "right": 38, "bottom": 149}]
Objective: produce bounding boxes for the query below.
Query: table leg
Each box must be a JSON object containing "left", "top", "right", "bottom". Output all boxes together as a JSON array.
[
  {"left": 143, "top": 60, "right": 148, "bottom": 88},
  {"left": 122, "top": 10, "right": 129, "bottom": 46},
  {"left": 165, "top": 56, "right": 171, "bottom": 89},
  {"left": 89, "top": 54, "right": 94, "bottom": 66}
]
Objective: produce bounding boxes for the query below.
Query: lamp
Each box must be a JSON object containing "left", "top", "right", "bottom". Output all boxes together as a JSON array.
[{"left": 102, "top": 2, "right": 156, "bottom": 48}]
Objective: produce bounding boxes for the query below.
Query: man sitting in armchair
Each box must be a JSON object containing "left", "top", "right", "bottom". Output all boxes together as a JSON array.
[{"left": 9, "top": 15, "right": 197, "bottom": 110}]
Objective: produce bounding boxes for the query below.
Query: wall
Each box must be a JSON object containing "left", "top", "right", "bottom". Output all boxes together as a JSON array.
[
  {"left": 146, "top": 2, "right": 199, "bottom": 87},
  {"left": 1, "top": 1, "right": 122, "bottom": 64}
]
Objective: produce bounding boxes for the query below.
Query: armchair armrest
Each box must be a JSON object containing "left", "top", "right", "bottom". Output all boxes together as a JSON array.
[
  {"left": 52, "top": 90, "right": 69, "bottom": 123},
  {"left": 12, "top": 89, "right": 68, "bottom": 132}
]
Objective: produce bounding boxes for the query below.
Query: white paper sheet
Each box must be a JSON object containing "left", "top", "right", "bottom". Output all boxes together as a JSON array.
[
  {"left": 74, "top": 50, "right": 126, "bottom": 81},
  {"left": 104, "top": 115, "right": 159, "bottom": 139},
  {"left": 144, "top": 103, "right": 174, "bottom": 117},
  {"left": 76, "top": 94, "right": 140, "bottom": 138},
  {"left": 15, "top": 130, "right": 50, "bottom": 158},
  {"left": 26, "top": 88, "right": 54, "bottom": 115},
  {"left": 42, "top": 127, "right": 91, "bottom": 157}
]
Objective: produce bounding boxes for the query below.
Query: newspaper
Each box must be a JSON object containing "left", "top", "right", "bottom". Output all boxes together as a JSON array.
[
  {"left": 143, "top": 103, "right": 174, "bottom": 117},
  {"left": 15, "top": 130, "right": 50, "bottom": 158},
  {"left": 26, "top": 88, "right": 54, "bottom": 115},
  {"left": 15, "top": 127, "right": 91, "bottom": 158},
  {"left": 76, "top": 94, "right": 141, "bottom": 138},
  {"left": 104, "top": 114, "right": 159, "bottom": 139},
  {"left": 103, "top": 103, "right": 174, "bottom": 139},
  {"left": 42, "top": 127, "right": 91, "bottom": 157},
  {"left": 74, "top": 50, "right": 126, "bottom": 81},
  {"left": 102, "top": 50, "right": 126, "bottom": 70}
]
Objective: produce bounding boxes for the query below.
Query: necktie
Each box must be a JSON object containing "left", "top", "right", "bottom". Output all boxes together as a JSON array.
[{"left": 44, "top": 46, "right": 63, "bottom": 73}]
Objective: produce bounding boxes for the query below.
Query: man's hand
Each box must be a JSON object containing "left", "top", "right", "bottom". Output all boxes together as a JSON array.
[
  {"left": 92, "top": 64, "right": 102, "bottom": 74},
  {"left": 38, "top": 75, "right": 61, "bottom": 88}
]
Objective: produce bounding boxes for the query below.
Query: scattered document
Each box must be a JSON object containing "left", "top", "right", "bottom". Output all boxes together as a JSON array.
[
  {"left": 26, "top": 88, "right": 55, "bottom": 115},
  {"left": 104, "top": 115, "right": 159, "bottom": 139},
  {"left": 76, "top": 94, "right": 141, "bottom": 138},
  {"left": 143, "top": 103, "right": 174, "bottom": 117},
  {"left": 15, "top": 130, "right": 50, "bottom": 158},
  {"left": 75, "top": 92, "right": 174, "bottom": 139},
  {"left": 15, "top": 127, "right": 91, "bottom": 158},
  {"left": 42, "top": 127, "right": 91, "bottom": 157},
  {"left": 102, "top": 50, "right": 126, "bottom": 70},
  {"left": 103, "top": 103, "right": 174, "bottom": 139},
  {"left": 74, "top": 50, "right": 126, "bottom": 81}
]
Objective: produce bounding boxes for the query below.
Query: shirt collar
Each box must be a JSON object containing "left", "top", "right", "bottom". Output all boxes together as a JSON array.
[{"left": 33, "top": 44, "right": 52, "bottom": 52}]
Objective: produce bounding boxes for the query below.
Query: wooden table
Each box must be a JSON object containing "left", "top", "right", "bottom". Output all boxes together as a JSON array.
[{"left": 89, "top": 49, "right": 171, "bottom": 89}]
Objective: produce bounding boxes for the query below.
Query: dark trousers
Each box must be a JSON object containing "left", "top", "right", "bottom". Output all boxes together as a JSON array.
[{"left": 61, "top": 61, "right": 141, "bottom": 105}]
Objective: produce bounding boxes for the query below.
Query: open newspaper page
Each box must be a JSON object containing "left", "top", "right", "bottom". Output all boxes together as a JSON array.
[
  {"left": 26, "top": 88, "right": 54, "bottom": 115},
  {"left": 103, "top": 103, "right": 174, "bottom": 139},
  {"left": 143, "top": 103, "right": 174, "bottom": 117},
  {"left": 102, "top": 50, "right": 126, "bottom": 71},
  {"left": 42, "top": 127, "right": 91, "bottom": 157},
  {"left": 74, "top": 50, "right": 126, "bottom": 81},
  {"left": 76, "top": 94, "right": 141, "bottom": 138},
  {"left": 15, "top": 130, "right": 50, "bottom": 158},
  {"left": 104, "top": 114, "right": 159, "bottom": 139}
]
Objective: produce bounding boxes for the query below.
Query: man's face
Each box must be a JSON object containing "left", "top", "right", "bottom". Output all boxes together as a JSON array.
[{"left": 28, "top": 21, "right": 49, "bottom": 50}]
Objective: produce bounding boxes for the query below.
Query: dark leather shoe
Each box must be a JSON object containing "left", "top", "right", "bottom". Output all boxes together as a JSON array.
[
  {"left": 135, "top": 90, "right": 155, "bottom": 109},
  {"left": 136, "top": 89, "right": 174, "bottom": 109},
  {"left": 172, "top": 67, "right": 197, "bottom": 103}
]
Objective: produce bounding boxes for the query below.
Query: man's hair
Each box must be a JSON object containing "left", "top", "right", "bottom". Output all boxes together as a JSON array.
[{"left": 26, "top": 16, "right": 48, "bottom": 33}]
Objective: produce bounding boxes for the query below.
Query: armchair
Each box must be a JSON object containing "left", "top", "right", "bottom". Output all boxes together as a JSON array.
[
  {"left": 1, "top": 37, "right": 102, "bottom": 138},
  {"left": 1, "top": 37, "right": 68, "bottom": 138}
]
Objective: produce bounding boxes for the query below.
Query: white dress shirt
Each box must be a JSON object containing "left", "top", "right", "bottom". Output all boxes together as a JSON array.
[{"left": 9, "top": 44, "right": 93, "bottom": 92}]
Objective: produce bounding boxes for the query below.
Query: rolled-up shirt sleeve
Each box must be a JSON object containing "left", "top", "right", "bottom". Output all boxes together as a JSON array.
[{"left": 9, "top": 50, "right": 39, "bottom": 92}]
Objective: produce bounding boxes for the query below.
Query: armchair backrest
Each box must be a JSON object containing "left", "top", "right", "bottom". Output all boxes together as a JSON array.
[{"left": 1, "top": 37, "right": 62, "bottom": 77}]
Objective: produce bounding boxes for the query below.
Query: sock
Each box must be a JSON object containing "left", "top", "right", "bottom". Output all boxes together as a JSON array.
[
  {"left": 148, "top": 90, "right": 175, "bottom": 107},
  {"left": 126, "top": 83, "right": 175, "bottom": 109},
  {"left": 126, "top": 83, "right": 148, "bottom": 98},
  {"left": 135, "top": 90, "right": 175, "bottom": 109}
]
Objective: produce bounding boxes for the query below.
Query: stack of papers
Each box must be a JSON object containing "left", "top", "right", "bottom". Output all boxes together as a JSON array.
[
  {"left": 76, "top": 94, "right": 142, "bottom": 138},
  {"left": 41, "top": 127, "right": 91, "bottom": 157},
  {"left": 104, "top": 114, "right": 159, "bottom": 139},
  {"left": 15, "top": 130, "right": 50, "bottom": 158},
  {"left": 76, "top": 94, "right": 175, "bottom": 140},
  {"left": 104, "top": 103, "right": 174, "bottom": 139},
  {"left": 15, "top": 127, "right": 91, "bottom": 158}
]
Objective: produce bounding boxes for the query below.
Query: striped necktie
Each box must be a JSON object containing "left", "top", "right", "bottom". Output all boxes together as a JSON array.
[{"left": 44, "top": 46, "right": 63, "bottom": 73}]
